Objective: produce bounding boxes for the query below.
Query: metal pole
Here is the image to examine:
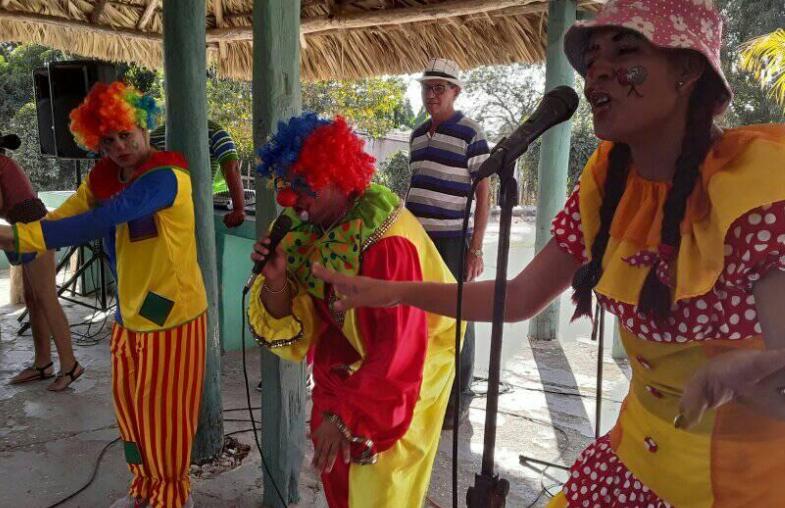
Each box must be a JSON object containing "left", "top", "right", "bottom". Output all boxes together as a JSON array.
[{"left": 528, "top": 0, "right": 577, "bottom": 341}]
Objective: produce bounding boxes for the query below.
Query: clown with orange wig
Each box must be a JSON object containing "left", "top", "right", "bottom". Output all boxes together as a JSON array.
[
  {"left": 0, "top": 81, "right": 207, "bottom": 508},
  {"left": 248, "top": 112, "right": 461, "bottom": 507}
]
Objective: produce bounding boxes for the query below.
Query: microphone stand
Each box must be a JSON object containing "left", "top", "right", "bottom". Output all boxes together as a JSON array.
[{"left": 465, "top": 153, "right": 517, "bottom": 508}]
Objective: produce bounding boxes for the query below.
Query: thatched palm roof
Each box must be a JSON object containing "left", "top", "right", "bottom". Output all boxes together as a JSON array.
[{"left": 0, "top": 1, "right": 604, "bottom": 81}]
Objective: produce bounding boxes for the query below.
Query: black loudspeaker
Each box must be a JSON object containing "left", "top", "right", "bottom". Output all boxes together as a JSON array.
[{"left": 33, "top": 60, "right": 117, "bottom": 159}]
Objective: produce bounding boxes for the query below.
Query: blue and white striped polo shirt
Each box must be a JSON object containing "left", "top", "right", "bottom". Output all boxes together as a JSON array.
[
  {"left": 405, "top": 112, "right": 490, "bottom": 238},
  {"left": 150, "top": 120, "right": 239, "bottom": 178}
]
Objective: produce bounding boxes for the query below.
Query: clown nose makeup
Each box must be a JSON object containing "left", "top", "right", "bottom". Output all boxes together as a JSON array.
[{"left": 276, "top": 188, "right": 298, "bottom": 208}]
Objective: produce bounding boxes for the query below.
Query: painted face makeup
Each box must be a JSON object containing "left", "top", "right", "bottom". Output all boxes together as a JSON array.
[{"left": 616, "top": 65, "right": 648, "bottom": 97}]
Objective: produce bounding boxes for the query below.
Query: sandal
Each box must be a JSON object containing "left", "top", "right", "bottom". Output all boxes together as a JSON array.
[
  {"left": 47, "top": 361, "right": 84, "bottom": 392},
  {"left": 9, "top": 361, "right": 55, "bottom": 384}
]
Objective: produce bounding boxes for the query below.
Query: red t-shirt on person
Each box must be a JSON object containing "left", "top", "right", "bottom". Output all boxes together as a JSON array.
[{"left": 0, "top": 155, "right": 36, "bottom": 219}]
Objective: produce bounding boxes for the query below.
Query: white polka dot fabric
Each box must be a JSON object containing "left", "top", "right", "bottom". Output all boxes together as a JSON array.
[{"left": 552, "top": 186, "right": 785, "bottom": 343}]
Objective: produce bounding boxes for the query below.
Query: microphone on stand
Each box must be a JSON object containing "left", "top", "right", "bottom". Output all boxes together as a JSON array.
[
  {"left": 243, "top": 214, "right": 293, "bottom": 294},
  {"left": 474, "top": 86, "right": 580, "bottom": 181}
]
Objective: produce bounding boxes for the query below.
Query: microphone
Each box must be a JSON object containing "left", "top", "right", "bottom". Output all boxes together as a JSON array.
[
  {"left": 474, "top": 86, "right": 579, "bottom": 181},
  {"left": 243, "top": 214, "right": 293, "bottom": 294},
  {"left": 0, "top": 134, "right": 21, "bottom": 151}
]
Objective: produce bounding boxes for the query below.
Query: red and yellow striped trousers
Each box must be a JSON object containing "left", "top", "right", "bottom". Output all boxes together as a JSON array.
[{"left": 110, "top": 313, "right": 206, "bottom": 508}]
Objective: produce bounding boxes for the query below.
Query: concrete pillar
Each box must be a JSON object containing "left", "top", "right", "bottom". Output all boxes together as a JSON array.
[
  {"left": 252, "top": 0, "right": 306, "bottom": 505},
  {"left": 162, "top": 0, "right": 224, "bottom": 461},
  {"left": 528, "top": 0, "right": 577, "bottom": 341}
]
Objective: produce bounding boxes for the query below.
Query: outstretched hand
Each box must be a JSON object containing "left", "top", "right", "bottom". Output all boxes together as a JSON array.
[
  {"left": 311, "top": 263, "right": 400, "bottom": 311},
  {"left": 679, "top": 349, "right": 785, "bottom": 428}
]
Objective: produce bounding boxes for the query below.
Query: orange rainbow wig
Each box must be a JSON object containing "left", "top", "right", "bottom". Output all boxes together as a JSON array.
[{"left": 69, "top": 81, "right": 161, "bottom": 152}]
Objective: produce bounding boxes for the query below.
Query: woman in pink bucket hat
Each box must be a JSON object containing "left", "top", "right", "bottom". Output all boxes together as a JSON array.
[{"left": 313, "top": 0, "right": 785, "bottom": 505}]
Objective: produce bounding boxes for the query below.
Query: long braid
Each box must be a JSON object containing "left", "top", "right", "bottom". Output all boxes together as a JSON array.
[
  {"left": 571, "top": 143, "right": 631, "bottom": 320},
  {"left": 637, "top": 72, "right": 725, "bottom": 319},
  {"left": 571, "top": 70, "right": 727, "bottom": 322}
]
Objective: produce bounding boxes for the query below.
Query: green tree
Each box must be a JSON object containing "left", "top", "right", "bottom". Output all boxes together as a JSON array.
[
  {"left": 9, "top": 102, "right": 73, "bottom": 191},
  {"left": 118, "top": 63, "right": 164, "bottom": 99},
  {"left": 716, "top": 0, "right": 785, "bottom": 125},
  {"left": 372, "top": 150, "right": 411, "bottom": 198},
  {"left": 0, "top": 44, "right": 67, "bottom": 125},
  {"left": 739, "top": 29, "right": 785, "bottom": 109},
  {"left": 462, "top": 64, "right": 598, "bottom": 204},
  {"left": 302, "top": 77, "right": 410, "bottom": 137},
  {"left": 206, "top": 77, "right": 253, "bottom": 157}
]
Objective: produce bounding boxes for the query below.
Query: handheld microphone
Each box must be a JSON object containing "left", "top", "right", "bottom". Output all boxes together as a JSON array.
[
  {"left": 243, "top": 214, "right": 293, "bottom": 294},
  {"left": 0, "top": 134, "right": 21, "bottom": 151},
  {"left": 474, "top": 86, "right": 579, "bottom": 181}
]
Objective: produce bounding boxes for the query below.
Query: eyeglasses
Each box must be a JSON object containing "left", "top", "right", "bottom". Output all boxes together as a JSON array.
[
  {"left": 273, "top": 176, "right": 316, "bottom": 197},
  {"left": 421, "top": 84, "right": 454, "bottom": 96}
]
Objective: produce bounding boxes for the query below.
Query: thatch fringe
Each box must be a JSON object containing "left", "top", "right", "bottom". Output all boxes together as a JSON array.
[{"left": 0, "top": 0, "right": 604, "bottom": 81}]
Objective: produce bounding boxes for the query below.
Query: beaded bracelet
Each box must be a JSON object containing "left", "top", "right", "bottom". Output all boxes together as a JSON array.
[{"left": 323, "top": 412, "right": 378, "bottom": 465}]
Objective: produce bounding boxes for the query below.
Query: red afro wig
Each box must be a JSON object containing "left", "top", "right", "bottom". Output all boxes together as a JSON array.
[
  {"left": 290, "top": 116, "right": 375, "bottom": 197},
  {"left": 69, "top": 81, "right": 160, "bottom": 152}
]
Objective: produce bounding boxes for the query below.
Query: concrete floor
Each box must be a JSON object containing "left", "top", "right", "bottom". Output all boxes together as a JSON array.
[{"left": 0, "top": 218, "right": 632, "bottom": 508}]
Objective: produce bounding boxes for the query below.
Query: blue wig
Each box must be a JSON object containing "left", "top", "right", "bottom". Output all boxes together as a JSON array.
[{"left": 256, "top": 112, "right": 330, "bottom": 179}]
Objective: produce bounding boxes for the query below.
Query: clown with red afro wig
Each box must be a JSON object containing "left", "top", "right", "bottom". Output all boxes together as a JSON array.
[
  {"left": 248, "top": 112, "right": 461, "bottom": 508},
  {"left": 69, "top": 81, "right": 160, "bottom": 152},
  {"left": 256, "top": 113, "right": 375, "bottom": 208}
]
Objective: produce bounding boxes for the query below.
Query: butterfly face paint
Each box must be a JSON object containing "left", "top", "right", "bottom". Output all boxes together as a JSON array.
[{"left": 616, "top": 65, "right": 648, "bottom": 97}]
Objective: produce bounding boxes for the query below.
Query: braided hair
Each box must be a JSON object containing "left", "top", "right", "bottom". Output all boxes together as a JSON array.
[{"left": 571, "top": 68, "right": 729, "bottom": 321}]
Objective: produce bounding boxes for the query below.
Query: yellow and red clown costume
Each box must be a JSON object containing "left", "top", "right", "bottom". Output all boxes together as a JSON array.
[
  {"left": 13, "top": 81, "right": 207, "bottom": 508},
  {"left": 249, "top": 113, "right": 463, "bottom": 507}
]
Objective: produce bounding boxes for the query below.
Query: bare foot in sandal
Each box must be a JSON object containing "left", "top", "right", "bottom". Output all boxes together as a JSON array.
[
  {"left": 47, "top": 361, "right": 84, "bottom": 392},
  {"left": 9, "top": 361, "right": 54, "bottom": 384}
]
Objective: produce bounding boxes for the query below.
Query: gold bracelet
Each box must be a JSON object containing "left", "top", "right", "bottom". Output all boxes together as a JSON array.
[
  {"left": 262, "top": 278, "right": 289, "bottom": 294},
  {"left": 323, "top": 412, "right": 378, "bottom": 465}
]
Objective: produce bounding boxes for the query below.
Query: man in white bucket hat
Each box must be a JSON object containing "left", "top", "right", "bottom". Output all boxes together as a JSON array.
[{"left": 406, "top": 57, "right": 491, "bottom": 429}]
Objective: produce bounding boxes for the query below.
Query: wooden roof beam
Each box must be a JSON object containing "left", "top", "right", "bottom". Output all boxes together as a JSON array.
[
  {"left": 89, "top": 0, "right": 109, "bottom": 24},
  {"left": 0, "top": 8, "right": 161, "bottom": 43},
  {"left": 213, "top": 0, "right": 227, "bottom": 59},
  {"left": 137, "top": 0, "right": 158, "bottom": 30}
]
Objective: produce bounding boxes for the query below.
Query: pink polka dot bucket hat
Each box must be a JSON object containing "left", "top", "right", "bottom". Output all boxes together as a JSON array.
[{"left": 564, "top": 0, "right": 733, "bottom": 113}]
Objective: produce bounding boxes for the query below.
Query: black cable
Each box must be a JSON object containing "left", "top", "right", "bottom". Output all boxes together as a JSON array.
[
  {"left": 42, "top": 294, "right": 289, "bottom": 508},
  {"left": 241, "top": 291, "right": 289, "bottom": 508},
  {"left": 44, "top": 437, "right": 121, "bottom": 508}
]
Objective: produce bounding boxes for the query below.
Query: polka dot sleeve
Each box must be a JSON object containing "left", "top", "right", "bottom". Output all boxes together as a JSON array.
[
  {"left": 551, "top": 185, "right": 587, "bottom": 264},
  {"left": 722, "top": 201, "right": 785, "bottom": 292}
]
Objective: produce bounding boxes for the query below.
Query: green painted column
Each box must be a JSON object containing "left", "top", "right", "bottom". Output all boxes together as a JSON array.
[
  {"left": 162, "top": 0, "right": 224, "bottom": 461},
  {"left": 528, "top": 0, "right": 577, "bottom": 341},
  {"left": 252, "top": 0, "right": 305, "bottom": 506}
]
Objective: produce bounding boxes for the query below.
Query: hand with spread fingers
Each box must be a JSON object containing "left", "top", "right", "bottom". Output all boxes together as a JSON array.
[
  {"left": 312, "top": 262, "right": 401, "bottom": 311},
  {"left": 679, "top": 349, "right": 785, "bottom": 428},
  {"left": 312, "top": 418, "right": 351, "bottom": 474}
]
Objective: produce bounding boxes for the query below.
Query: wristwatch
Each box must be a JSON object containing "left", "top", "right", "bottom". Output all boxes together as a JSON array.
[{"left": 468, "top": 247, "right": 483, "bottom": 258}]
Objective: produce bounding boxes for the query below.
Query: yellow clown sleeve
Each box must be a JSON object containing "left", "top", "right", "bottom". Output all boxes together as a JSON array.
[
  {"left": 247, "top": 274, "right": 320, "bottom": 363},
  {"left": 12, "top": 221, "right": 47, "bottom": 253}
]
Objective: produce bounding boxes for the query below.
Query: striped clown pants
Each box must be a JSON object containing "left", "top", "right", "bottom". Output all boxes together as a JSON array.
[{"left": 110, "top": 313, "right": 206, "bottom": 508}]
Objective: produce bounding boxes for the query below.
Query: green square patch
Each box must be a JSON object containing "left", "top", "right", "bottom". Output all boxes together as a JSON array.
[
  {"left": 123, "top": 440, "right": 143, "bottom": 465},
  {"left": 138, "top": 291, "right": 174, "bottom": 327}
]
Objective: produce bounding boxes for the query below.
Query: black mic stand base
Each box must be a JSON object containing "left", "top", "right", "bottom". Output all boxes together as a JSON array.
[
  {"left": 466, "top": 473, "right": 510, "bottom": 508},
  {"left": 518, "top": 455, "right": 569, "bottom": 471}
]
